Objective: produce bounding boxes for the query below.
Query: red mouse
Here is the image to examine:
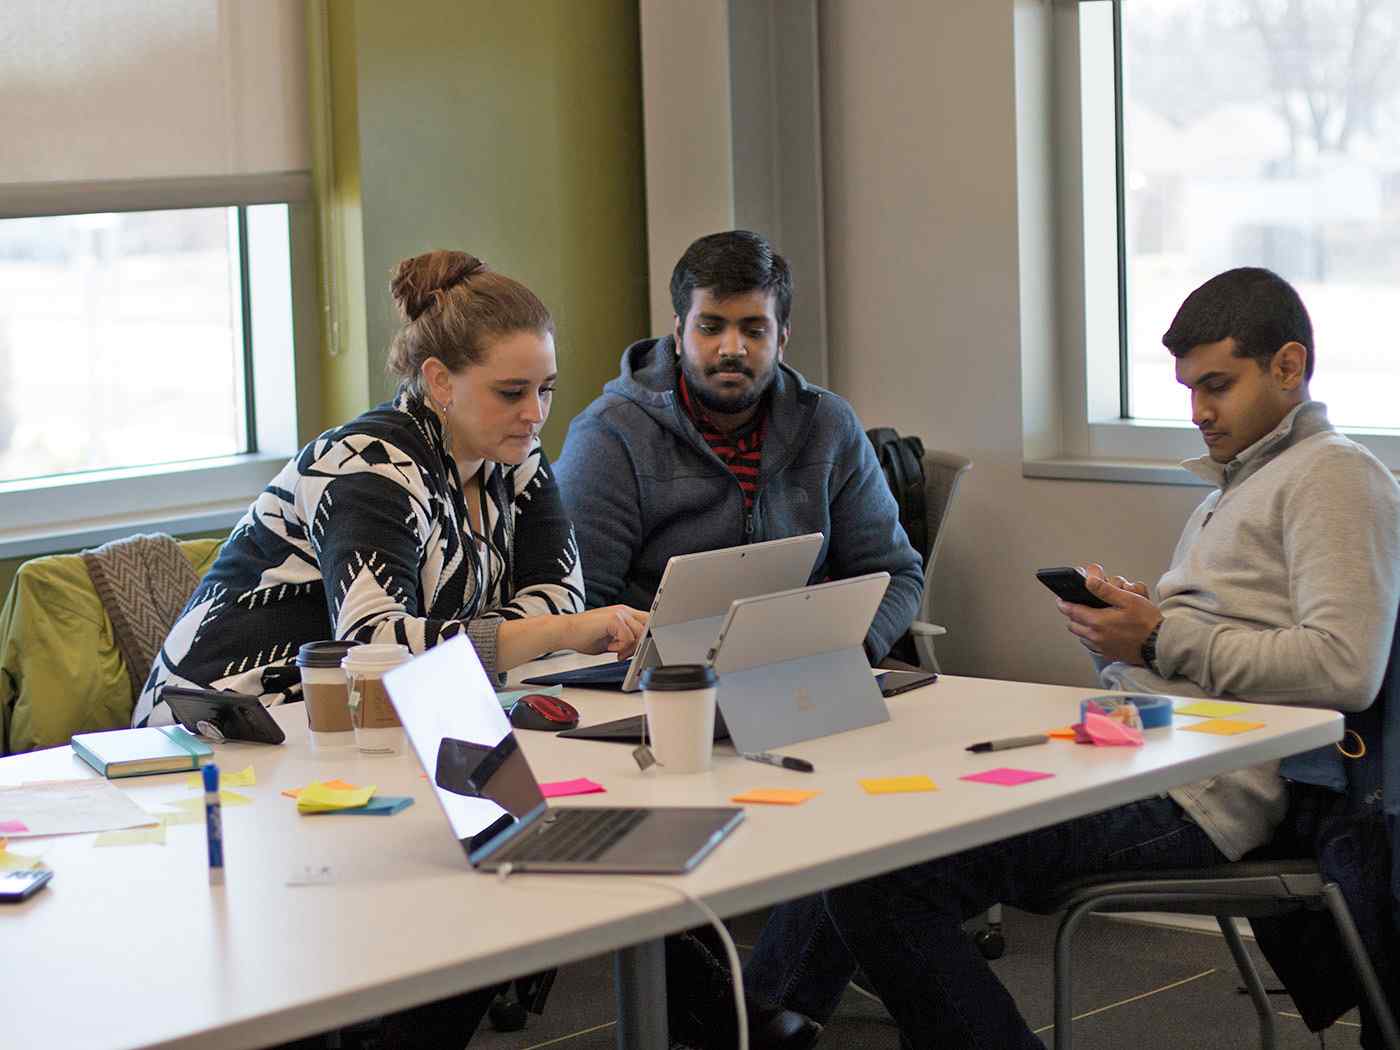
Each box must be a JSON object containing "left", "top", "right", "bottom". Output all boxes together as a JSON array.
[{"left": 507, "top": 693, "right": 580, "bottom": 731}]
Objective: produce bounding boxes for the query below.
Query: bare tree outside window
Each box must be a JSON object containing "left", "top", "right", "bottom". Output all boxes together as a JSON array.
[{"left": 1121, "top": 0, "right": 1400, "bottom": 427}]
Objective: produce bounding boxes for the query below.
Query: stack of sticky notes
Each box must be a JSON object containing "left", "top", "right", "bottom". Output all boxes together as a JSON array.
[{"left": 286, "top": 780, "right": 414, "bottom": 816}]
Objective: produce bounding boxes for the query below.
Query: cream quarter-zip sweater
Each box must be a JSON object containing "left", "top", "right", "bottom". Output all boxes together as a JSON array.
[{"left": 1100, "top": 401, "right": 1400, "bottom": 859}]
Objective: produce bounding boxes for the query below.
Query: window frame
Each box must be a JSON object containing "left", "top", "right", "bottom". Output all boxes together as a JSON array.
[
  {"left": 1027, "top": 0, "right": 1400, "bottom": 485},
  {"left": 0, "top": 178, "right": 317, "bottom": 559}
]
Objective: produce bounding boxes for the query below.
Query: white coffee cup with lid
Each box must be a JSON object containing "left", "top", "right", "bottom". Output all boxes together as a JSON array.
[
  {"left": 640, "top": 664, "right": 718, "bottom": 773},
  {"left": 343, "top": 643, "right": 412, "bottom": 755}
]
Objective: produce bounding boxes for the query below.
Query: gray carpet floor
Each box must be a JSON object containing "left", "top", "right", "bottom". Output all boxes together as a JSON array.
[{"left": 470, "top": 907, "right": 1362, "bottom": 1049}]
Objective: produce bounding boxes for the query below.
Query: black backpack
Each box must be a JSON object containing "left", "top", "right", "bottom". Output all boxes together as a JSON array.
[{"left": 866, "top": 427, "right": 929, "bottom": 565}]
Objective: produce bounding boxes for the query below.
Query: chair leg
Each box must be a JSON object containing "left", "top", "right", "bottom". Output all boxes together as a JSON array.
[
  {"left": 1320, "top": 882, "right": 1400, "bottom": 1050},
  {"left": 1053, "top": 900, "right": 1100, "bottom": 1050},
  {"left": 1216, "top": 916, "right": 1277, "bottom": 1050}
]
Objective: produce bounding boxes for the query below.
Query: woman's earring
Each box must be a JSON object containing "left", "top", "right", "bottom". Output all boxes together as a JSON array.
[{"left": 436, "top": 399, "right": 454, "bottom": 455}]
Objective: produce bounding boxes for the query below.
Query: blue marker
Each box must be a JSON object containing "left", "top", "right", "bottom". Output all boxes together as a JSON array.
[{"left": 203, "top": 763, "right": 224, "bottom": 885}]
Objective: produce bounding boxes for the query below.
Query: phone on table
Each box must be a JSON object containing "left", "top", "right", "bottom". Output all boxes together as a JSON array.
[
  {"left": 877, "top": 669, "right": 939, "bottom": 697},
  {"left": 161, "top": 686, "right": 287, "bottom": 745},
  {"left": 1035, "top": 566, "right": 1111, "bottom": 609},
  {"left": 0, "top": 868, "right": 53, "bottom": 903}
]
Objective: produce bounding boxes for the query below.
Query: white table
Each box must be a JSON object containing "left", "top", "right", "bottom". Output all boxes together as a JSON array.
[{"left": 0, "top": 659, "right": 1341, "bottom": 1050}]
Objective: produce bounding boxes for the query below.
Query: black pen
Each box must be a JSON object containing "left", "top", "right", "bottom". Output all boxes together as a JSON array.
[
  {"left": 965, "top": 734, "right": 1049, "bottom": 753},
  {"left": 743, "top": 751, "right": 815, "bottom": 773}
]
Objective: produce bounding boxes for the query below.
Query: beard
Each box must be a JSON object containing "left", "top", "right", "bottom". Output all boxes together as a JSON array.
[{"left": 680, "top": 352, "right": 776, "bottom": 416}]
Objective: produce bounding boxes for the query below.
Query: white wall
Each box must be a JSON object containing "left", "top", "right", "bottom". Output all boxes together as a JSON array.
[{"left": 818, "top": 0, "right": 1205, "bottom": 687}]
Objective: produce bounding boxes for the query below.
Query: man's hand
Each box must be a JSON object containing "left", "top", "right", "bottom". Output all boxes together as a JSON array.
[{"left": 1055, "top": 565, "right": 1162, "bottom": 664}]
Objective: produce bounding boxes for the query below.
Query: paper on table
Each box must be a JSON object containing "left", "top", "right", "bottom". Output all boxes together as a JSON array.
[
  {"left": 1174, "top": 700, "right": 1249, "bottom": 718},
  {"left": 860, "top": 776, "right": 938, "bottom": 795},
  {"left": 540, "top": 778, "right": 605, "bottom": 799},
  {"left": 282, "top": 778, "right": 359, "bottom": 800},
  {"left": 95, "top": 821, "right": 168, "bottom": 847},
  {"left": 0, "top": 779, "right": 159, "bottom": 838},
  {"left": 184, "top": 765, "right": 255, "bottom": 789},
  {"left": 731, "top": 788, "right": 821, "bottom": 805},
  {"left": 1180, "top": 718, "right": 1266, "bottom": 736},
  {"left": 162, "top": 791, "right": 254, "bottom": 815},
  {"left": 960, "top": 768, "right": 1054, "bottom": 787},
  {"left": 297, "top": 782, "right": 376, "bottom": 813}
]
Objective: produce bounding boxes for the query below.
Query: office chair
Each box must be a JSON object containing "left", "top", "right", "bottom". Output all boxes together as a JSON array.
[
  {"left": 907, "top": 450, "right": 972, "bottom": 675},
  {"left": 1026, "top": 859, "right": 1399, "bottom": 1050}
]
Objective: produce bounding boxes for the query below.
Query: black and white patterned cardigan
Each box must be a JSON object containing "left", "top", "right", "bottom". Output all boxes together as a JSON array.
[{"left": 133, "top": 387, "right": 584, "bottom": 727}]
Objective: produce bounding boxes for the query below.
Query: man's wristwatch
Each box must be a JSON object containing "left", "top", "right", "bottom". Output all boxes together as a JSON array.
[{"left": 1140, "top": 621, "right": 1162, "bottom": 673}]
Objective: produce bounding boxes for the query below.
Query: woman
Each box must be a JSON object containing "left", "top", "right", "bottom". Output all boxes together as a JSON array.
[{"left": 134, "top": 249, "right": 646, "bottom": 728}]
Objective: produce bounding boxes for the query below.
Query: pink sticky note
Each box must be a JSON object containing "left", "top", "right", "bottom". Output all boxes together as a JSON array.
[
  {"left": 960, "top": 768, "right": 1054, "bottom": 787},
  {"left": 540, "top": 778, "right": 606, "bottom": 799},
  {"left": 0, "top": 820, "right": 29, "bottom": 834}
]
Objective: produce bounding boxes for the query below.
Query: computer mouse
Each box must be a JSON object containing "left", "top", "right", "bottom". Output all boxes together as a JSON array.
[{"left": 507, "top": 693, "right": 580, "bottom": 731}]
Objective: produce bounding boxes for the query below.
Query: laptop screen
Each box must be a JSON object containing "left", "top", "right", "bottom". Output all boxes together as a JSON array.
[{"left": 384, "top": 636, "right": 548, "bottom": 850}]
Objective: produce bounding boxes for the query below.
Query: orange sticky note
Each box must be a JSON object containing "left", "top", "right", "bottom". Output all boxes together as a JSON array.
[
  {"left": 1047, "top": 726, "right": 1078, "bottom": 740},
  {"left": 1180, "top": 718, "right": 1266, "bottom": 736},
  {"left": 731, "top": 788, "right": 821, "bottom": 806},
  {"left": 282, "top": 778, "right": 359, "bottom": 800},
  {"left": 860, "top": 775, "right": 938, "bottom": 795}
]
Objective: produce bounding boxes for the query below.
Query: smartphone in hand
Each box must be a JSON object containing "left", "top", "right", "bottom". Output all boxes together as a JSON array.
[{"left": 1035, "top": 566, "right": 1111, "bottom": 609}]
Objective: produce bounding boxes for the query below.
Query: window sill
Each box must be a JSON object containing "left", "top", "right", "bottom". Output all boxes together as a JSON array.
[
  {"left": 1022, "top": 457, "right": 1209, "bottom": 487},
  {"left": 0, "top": 453, "right": 287, "bottom": 561}
]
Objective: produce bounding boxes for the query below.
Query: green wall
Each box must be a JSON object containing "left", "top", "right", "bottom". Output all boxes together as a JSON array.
[{"left": 320, "top": 0, "right": 650, "bottom": 455}]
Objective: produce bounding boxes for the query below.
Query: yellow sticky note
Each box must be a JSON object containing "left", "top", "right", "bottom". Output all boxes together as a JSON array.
[
  {"left": 158, "top": 808, "right": 204, "bottom": 826},
  {"left": 1175, "top": 700, "right": 1248, "bottom": 719},
  {"left": 0, "top": 840, "right": 43, "bottom": 870},
  {"left": 731, "top": 788, "right": 821, "bottom": 806},
  {"left": 1181, "top": 718, "right": 1266, "bottom": 736},
  {"left": 95, "top": 822, "right": 167, "bottom": 847},
  {"left": 185, "top": 765, "right": 256, "bottom": 789},
  {"left": 282, "top": 778, "right": 359, "bottom": 800},
  {"left": 297, "top": 782, "right": 376, "bottom": 813},
  {"left": 860, "top": 775, "right": 938, "bottom": 795}
]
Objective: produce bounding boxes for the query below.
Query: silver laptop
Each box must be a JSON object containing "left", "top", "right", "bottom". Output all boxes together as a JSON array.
[
  {"left": 708, "top": 572, "right": 892, "bottom": 754},
  {"left": 384, "top": 636, "right": 744, "bottom": 874},
  {"left": 620, "top": 532, "right": 824, "bottom": 692}
]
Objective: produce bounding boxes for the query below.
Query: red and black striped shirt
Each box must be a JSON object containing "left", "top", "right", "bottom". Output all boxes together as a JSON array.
[{"left": 677, "top": 374, "right": 767, "bottom": 512}]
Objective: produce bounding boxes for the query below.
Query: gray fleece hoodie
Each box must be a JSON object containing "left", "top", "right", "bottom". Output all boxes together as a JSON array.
[{"left": 554, "top": 337, "right": 925, "bottom": 663}]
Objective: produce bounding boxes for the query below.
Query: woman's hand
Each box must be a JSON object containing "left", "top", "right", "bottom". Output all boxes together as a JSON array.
[{"left": 562, "top": 605, "right": 649, "bottom": 658}]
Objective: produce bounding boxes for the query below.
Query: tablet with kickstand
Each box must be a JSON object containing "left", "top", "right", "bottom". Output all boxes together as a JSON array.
[{"left": 162, "top": 686, "right": 287, "bottom": 745}]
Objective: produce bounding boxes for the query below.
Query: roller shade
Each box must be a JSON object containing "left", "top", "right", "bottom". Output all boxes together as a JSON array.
[{"left": 0, "top": 0, "right": 310, "bottom": 215}]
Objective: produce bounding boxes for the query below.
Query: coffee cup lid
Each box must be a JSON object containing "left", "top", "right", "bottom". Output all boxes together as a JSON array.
[
  {"left": 639, "top": 664, "right": 717, "bottom": 691},
  {"left": 296, "top": 640, "right": 362, "bottom": 669},
  {"left": 342, "top": 643, "right": 412, "bottom": 674}
]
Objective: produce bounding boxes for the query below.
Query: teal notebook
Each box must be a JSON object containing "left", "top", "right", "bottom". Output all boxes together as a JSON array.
[{"left": 71, "top": 725, "right": 214, "bottom": 778}]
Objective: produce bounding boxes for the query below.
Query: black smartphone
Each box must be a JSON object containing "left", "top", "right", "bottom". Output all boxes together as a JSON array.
[
  {"left": 0, "top": 868, "right": 53, "bottom": 903},
  {"left": 1035, "top": 566, "right": 1111, "bottom": 609},
  {"left": 877, "top": 670, "right": 939, "bottom": 697},
  {"left": 161, "top": 686, "right": 287, "bottom": 745}
]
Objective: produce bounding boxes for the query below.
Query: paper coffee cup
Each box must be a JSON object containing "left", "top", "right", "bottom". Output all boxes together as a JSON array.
[
  {"left": 296, "top": 640, "right": 362, "bottom": 751},
  {"left": 641, "top": 664, "right": 718, "bottom": 773},
  {"left": 343, "top": 644, "right": 411, "bottom": 755}
]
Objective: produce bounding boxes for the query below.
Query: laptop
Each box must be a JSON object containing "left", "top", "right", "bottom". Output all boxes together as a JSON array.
[
  {"left": 523, "top": 533, "right": 823, "bottom": 693},
  {"left": 384, "top": 636, "right": 744, "bottom": 874},
  {"left": 709, "top": 572, "right": 892, "bottom": 754}
]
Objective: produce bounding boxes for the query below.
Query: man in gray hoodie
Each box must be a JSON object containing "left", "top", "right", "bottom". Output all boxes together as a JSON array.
[
  {"left": 819, "top": 267, "right": 1400, "bottom": 1048},
  {"left": 554, "top": 230, "right": 923, "bottom": 664}
]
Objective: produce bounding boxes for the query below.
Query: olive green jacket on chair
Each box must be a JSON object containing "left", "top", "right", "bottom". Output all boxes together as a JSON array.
[{"left": 0, "top": 539, "right": 222, "bottom": 755}]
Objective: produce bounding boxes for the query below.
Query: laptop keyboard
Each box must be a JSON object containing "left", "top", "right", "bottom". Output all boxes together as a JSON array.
[{"left": 497, "top": 807, "right": 647, "bottom": 864}]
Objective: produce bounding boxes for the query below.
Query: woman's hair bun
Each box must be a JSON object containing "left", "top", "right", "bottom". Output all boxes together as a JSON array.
[{"left": 389, "top": 250, "right": 488, "bottom": 322}]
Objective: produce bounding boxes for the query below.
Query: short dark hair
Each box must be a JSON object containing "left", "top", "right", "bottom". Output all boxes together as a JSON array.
[
  {"left": 1161, "top": 267, "right": 1314, "bottom": 379},
  {"left": 670, "top": 230, "right": 793, "bottom": 329}
]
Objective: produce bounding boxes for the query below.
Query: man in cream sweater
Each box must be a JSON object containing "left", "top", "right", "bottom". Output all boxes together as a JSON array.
[{"left": 817, "top": 268, "right": 1400, "bottom": 1049}]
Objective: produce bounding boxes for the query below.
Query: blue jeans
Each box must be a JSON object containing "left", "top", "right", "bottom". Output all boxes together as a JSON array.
[
  {"left": 745, "top": 893, "right": 858, "bottom": 1024},
  {"left": 820, "top": 794, "right": 1228, "bottom": 1049}
]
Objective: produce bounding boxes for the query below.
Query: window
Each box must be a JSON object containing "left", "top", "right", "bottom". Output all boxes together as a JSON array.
[
  {"left": 1046, "top": 0, "right": 1400, "bottom": 474},
  {"left": 0, "top": 0, "right": 311, "bottom": 555}
]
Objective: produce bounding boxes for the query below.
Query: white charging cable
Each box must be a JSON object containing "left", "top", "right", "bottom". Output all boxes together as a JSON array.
[{"left": 494, "top": 868, "right": 748, "bottom": 1050}]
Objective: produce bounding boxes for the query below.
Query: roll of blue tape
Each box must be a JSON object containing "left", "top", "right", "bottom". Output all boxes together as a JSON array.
[{"left": 1080, "top": 694, "right": 1174, "bottom": 729}]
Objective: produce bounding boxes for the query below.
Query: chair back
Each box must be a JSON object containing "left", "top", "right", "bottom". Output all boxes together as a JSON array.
[{"left": 919, "top": 450, "right": 972, "bottom": 614}]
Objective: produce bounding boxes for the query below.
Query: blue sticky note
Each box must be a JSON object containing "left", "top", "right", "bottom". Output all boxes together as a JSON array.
[{"left": 316, "top": 795, "right": 415, "bottom": 817}]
